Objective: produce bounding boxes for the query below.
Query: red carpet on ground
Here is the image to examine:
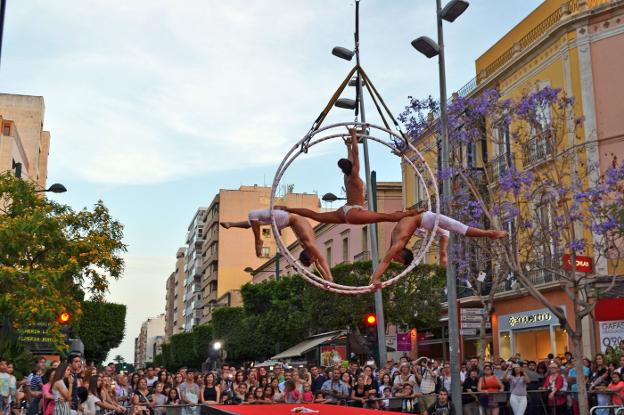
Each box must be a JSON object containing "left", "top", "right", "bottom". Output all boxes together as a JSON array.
[{"left": 207, "top": 403, "right": 382, "bottom": 415}]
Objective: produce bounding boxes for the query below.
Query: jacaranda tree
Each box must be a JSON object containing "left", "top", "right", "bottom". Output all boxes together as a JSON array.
[{"left": 401, "top": 85, "right": 624, "bottom": 415}]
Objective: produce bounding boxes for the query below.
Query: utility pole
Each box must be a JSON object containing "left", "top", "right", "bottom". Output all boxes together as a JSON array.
[{"left": 354, "top": 0, "right": 387, "bottom": 366}]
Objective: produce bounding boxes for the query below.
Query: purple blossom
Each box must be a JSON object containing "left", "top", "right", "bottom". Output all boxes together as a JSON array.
[{"left": 566, "top": 239, "right": 586, "bottom": 252}]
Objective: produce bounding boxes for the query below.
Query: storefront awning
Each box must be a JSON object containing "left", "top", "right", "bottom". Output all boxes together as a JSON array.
[
  {"left": 271, "top": 330, "right": 346, "bottom": 360},
  {"left": 595, "top": 298, "right": 624, "bottom": 321}
]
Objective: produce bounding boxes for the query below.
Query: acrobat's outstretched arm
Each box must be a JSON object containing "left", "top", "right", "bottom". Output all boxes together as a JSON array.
[{"left": 348, "top": 128, "right": 360, "bottom": 177}]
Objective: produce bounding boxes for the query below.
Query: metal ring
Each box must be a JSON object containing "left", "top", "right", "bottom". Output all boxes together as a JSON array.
[{"left": 269, "top": 122, "right": 440, "bottom": 294}]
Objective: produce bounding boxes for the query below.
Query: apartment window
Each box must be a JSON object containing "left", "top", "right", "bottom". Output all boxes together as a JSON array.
[
  {"left": 3, "top": 125, "right": 10, "bottom": 136},
  {"left": 362, "top": 226, "right": 368, "bottom": 253},
  {"left": 342, "top": 238, "right": 349, "bottom": 263},
  {"left": 262, "top": 228, "right": 271, "bottom": 237},
  {"left": 261, "top": 247, "right": 270, "bottom": 258},
  {"left": 326, "top": 246, "right": 332, "bottom": 266}
]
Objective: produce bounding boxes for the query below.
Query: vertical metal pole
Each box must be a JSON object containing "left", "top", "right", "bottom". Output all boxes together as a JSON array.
[
  {"left": 275, "top": 252, "right": 281, "bottom": 281},
  {"left": 437, "top": 0, "right": 461, "bottom": 411},
  {"left": 354, "top": 0, "right": 387, "bottom": 367},
  {"left": 0, "top": 0, "right": 6, "bottom": 67}
]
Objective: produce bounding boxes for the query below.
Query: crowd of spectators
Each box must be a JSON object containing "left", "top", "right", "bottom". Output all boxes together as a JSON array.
[{"left": 1, "top": 349, "right": 624, "bottom": 415}]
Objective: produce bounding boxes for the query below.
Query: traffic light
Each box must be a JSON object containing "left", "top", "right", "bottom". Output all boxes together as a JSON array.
[
  {"left": 365, "top": 313, "right": 377, "bottom": 326},
  {"left": 57, "top": 311, "right": 71, "bottom": 325}
]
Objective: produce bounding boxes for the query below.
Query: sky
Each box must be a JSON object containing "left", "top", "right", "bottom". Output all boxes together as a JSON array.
[{"left": 0, "top": 0, "right": 543, "bottom": 362}]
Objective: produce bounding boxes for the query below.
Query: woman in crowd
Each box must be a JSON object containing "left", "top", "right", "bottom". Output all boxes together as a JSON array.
[
  {"left": 100, "top": 375, "right": 126, "bottom": 413},
  {"left": 174, "top": 374, "right": 183, "bottom": 388},
  {"left": 340, "top": 372, "right": 353, "bottom": 394},
  {"left": 361, "top": 366, "right": 378, "bottom": 392},
  {"left": 164, "top": 375, "right": 175, "bottom": 391},
  {"left": 132, "top": 378, "right": 151, "bottom": 415},
  {"left": 543, "top": 362, "right": 566, "bottom": 415},
  {"left": 535, "top": 362, "right": 547, "bottom": 386},
  {"left": 233, "top": 371, "right": 246, "bottom": 392},
  {"left": 150, "top": 382, "right": 167, "bottom": 415},
  {"left": 283, "top": 380, "right": 300, "bottom": 404},
  {"left": 50, "top": 363, "right": 72, "bottom": 415},
  {"left": 608, "top": 371, "right": 624, "bottom": 406},
  {"left": 504, "top": 364, "right": 530, "bottom": 415},
  {"left": 257, "top": 376, "right": 268, "bottom": 391},
  {"left": 246, "top": 371, "right": 259, "bottom": 390},
  {"left": 199, "top": 373, "right": 220, "bottom": 405},
  {"left": 130, "top": 374, "right": 141, "bottom": 392},
  {"left": 291, "top": 371, "right": 305, "bottom": 394},
  {"left": 378, "top": 373, "right": 393, "bottom": 396},
  {"left": 157, "top": 372, "right": 167, "bottom": 387},
  {"left": 166, "top": 388, "right": 180, "bottom": 405},
  {"left": 41, "top": 368, "right": 56, "bottom": 415},
  {"left": 271, "top": 380, "right": 284, "bottom": 403},
  {"left": 251, "top": 387, "right": 265, "bottom": 404},
  {"left": 478, "top": 365, "right": 504, "bottom": 415},
  {"left": 589, "top": 353, "right": 610, "bottom": 414},
  {"left": 350, "top": 377, "right": 367, "bottom": 408},
  {"left": 261, "top": 387, "right": 274, "bottom": 404},
  {"left": 88, "top": 376, "right": 122, "bottom": 415}
]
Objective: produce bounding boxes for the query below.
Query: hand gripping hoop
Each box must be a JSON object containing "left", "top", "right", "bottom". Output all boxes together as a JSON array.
[{"left": 269, "top": 122, "right": 440, "bottom": 294}]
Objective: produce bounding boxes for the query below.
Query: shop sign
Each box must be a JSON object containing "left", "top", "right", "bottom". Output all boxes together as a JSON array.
[
  {"left": 562, "top": 254, "right": 593, "bottom": 273},
  {"left": 498, "top": 307, "right": 563, "bottom": 331},
  {"left": 462, "top": 322, "right": 491, "bottom": 329},
  {"left": 18, "top": 324, "right": 57, "bottom": 354},
  {"left": 386, "top": 335, "right": 397, "bottom": 351},
  {"left": 598, "top": 320, "right": 624, "bottom": 352},
  {"left": 461, "top": 328, "right": 477, "bottom": 336},
  {"left": 397, "top": 332, "right": 412, "bottom": 352},
  {"left": 509, "top": 312, "right": 551, "bottom": 327},
  {"left": 320, "top": 345, "right": 346, "bottom": 367}
]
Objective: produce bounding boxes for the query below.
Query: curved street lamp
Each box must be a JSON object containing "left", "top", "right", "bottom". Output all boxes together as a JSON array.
[{"left": 35, "top": 183, "right": 68, "bottom": 193}]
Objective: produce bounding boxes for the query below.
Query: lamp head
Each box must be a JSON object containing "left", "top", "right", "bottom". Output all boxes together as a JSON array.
[
  {"left": 335, "top": 98, "right": 357, "bottom": 110},
  {"left": 243, "top": 267, "right": 254, "bottom": 273},
  {"left": 47, "top": 183, "right": 67, "bottom": 193},
  {"left": 411, "top": 36, "right": 440, "bottom": 59},
  {"left": 440, "top": 0, "right": 469, "bottom": 22},
  {"left": 332, "top": 46, "right": 355, "bottom": 61},
  {"left": 322, "top": 192, "right": 339, "bottom": 203},
  {"left": 213, "top": 341, "right": 222, "bottom": 351}
]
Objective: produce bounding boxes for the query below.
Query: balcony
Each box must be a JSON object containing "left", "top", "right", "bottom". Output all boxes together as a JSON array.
[
  {"left": 486, "top": 153, "right": 514, "bottom": 182},
  {"left": 354, "top": 251, "right": 370, "bottom": 261},
  {"left": 522, "top": 131, "right": 554, "bottom": 168}
]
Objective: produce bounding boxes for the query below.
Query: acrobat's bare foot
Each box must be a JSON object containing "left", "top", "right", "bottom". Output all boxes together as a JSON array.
[
  {"left": 255, "top": 241, "right": 264, "bottom": 257},
  {"left": 220, "top": 222, "right": 232, "bottom": 229},
  {"left": 489, "top": 230, "right": 508, "bottom": 239}
]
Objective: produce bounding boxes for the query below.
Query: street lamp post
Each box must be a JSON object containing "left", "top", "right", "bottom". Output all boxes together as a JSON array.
[
  {"left": 332, "top": 0, "right": 386, "bottom": 366},
  {"left": 411, "top": 0, "right": 469, "bottom": 411}
]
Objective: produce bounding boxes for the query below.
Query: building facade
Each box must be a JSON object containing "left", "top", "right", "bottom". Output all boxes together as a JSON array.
[
  {"left": 183, "top": 209, "right": 207, "bottom": 331},
  {"left": 199, "top": 185, "right": 320, "bottom": 324},
  {"left": 134, "top": 314, "right": 165, "bottom": 368},
  {"left": 0, "top": 94, "right": 51, "bottom": 188},
  {"left": 164, "top": 248, "right": 186, "bottom": 339},
  {"left": 402, "top": 0, "right": 624, "bottom": 360},
  {"left": 251, "top": 182, "right": 406, "bottom": 283}
]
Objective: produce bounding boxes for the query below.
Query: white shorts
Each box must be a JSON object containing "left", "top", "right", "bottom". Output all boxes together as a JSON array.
[
  {"left": 417, "top": 211, "right": 468, "bottom": 237},
  {"left": 247, "top": 209, "right": 290, "bottom": 229},
  {"left": 341, "top": 204, "right": 364, "bottom": 223}
]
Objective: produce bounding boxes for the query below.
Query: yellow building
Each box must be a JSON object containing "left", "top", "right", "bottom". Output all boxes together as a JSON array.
[
  {"left": 402, "top": 0, "right": 624, "bottom": 360},
  {"left": 0, "top": 94, "right": 51, "bottom": 189},
  {"left": 199, "top": 185, "right": 320, "bottom": 323}
]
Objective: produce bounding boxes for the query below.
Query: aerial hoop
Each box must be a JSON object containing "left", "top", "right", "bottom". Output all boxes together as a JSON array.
[{"left": 269, "top": 122, "right": 440, "bottom": 294}]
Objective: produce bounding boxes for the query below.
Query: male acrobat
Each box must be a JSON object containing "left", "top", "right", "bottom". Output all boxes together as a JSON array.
[
  {"left": 220, "top": 208, "right": 334, "bottom": 282},
  {"left": 369, "top": 211, "right": 508, "bottom": 288},
  {"left": 279, "top": 127, "right": 419, "bottom": 224}
]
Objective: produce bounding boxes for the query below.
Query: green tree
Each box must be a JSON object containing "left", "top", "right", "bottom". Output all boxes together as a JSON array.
[
  {"left": 74, "top": 301, "right": 126, "bottom": 364},
  {"left": 113, "top": 355, "right": 125, "bottom": 364},
  {"left": 0, "top": 173, "right": 126, "bottom": 348}
]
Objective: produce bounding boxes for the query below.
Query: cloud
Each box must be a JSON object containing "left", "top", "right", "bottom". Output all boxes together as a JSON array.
[{"left": 5, "top": 0, "right": 353, "bottom": 185}]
